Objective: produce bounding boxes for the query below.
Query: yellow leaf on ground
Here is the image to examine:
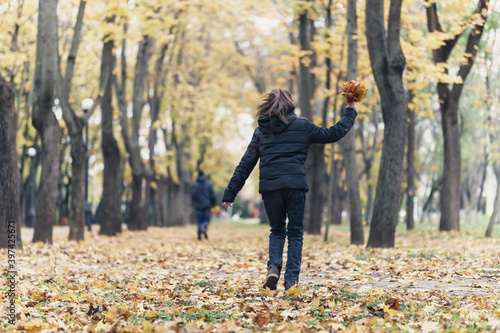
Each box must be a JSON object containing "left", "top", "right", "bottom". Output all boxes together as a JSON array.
[
  {"left": 286, "top": 285, "right": 303, "bottom": 297},
  {"left": 145, "top": 309, "right": 158, "bottom": 318},
  {"left": 142, "top": 320, "right": 153, "bottom": 333}
]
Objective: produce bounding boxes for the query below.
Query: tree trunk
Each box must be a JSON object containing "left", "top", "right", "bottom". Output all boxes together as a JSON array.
[
  {"left": 56, "top": 134, "right": 69, "bottom": 226},
  {"left": 306, "top": 146, "right": 325, "bottom": 235},
  {"left": 32, "top": 0, "right": 59, "bottom": 244},
  {"left": 426, "top": 0, "right": 489, "bottom": 231},
  {"left": 128, "top": 174, "right": 147, "bottom": 230},
  {"left": 359, "top": 112, "right": 379, "bottom": 225},
  {"left": 406, "top": 98, "right": 416, "bottom": 230},
  {"left": 150, "top": 187, "right": 159, "bottom": 227},
  {"left": 341, "top": 0, "right": 364, "bottom": 245},
  {"left": 366, "top": 183, "right": 374, "bottom": 224},
  {"left": 56, "top": 0, "right": 88, "bottom": 241},
  {"left": 152, "top": 178, "right": 167, "bottom": 227},
  {"left": 439, "top": 99, "right": 461, "bottom": 231},
  {"left": 0, "top": 74, "right": 22, "bottom": 249},
  {"left": 365, "top": 0, "right": 407, "bottom": 248},
  {"left": 299, "top": 0, "right": 322, "bottom": 234},
  {"left": 341, "top": 126, "right": 364, "bottom": 244},
  {"left": 485, "top": 164, "right": 500, "bottom": 238},
  {"left": 167, "top": 182, "right": 190, "bottom": 226},
  {"left": 148, "top": 37, "right": 176, "bottom": 228},
  {"left": 98, "top": 37, "right": 122, "bottom": 236},
  {"left": 325, "top": 144, "right": 340, "bottom": 241},
  {"left": 68, "top": 130, "right": 85, "bottom": 240},
  {"left": 330, "top": 158, "right": 343, "bottom": 225},
  {"left": 476, "top": 150, "right": 488, "bottom": 213},
  {"left": 19, "top": 67, "right": 32, "bottom": 226},
  {"left": 298, "top": 1, "right": 314, "bottom": 121},
  {"left": 122, "top": 36, "right": 155, "bottom": 231},
  {"left": 60, "top": 158, "right": 70, "bottom": 224}
]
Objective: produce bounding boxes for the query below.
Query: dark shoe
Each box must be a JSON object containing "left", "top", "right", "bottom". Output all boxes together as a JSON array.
[
  {"left": 263, "top": 264, "right": 280, "bottom": 290},
  {"left": 284, "top": 281, "right": 298, "bottom": 292},
  {"left": 203, "top": 231, "right": 208, "bottom": 239}
]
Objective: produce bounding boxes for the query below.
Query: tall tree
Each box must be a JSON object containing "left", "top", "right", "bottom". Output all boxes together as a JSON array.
[
  {"left": 406, "top": 93, "right": 416, "bottom": 230},
  {"left": 359, "top": 113, "right": 379, "bottom": 224},
  {"left": 298, "top": 0, "right": 324, "bottom": 235},
  {"left": 341, "top": 0, "right": 364, "bottom": 245},
  {"left": 98, "top": 20, "right": 122, "bottom": 236},
  {"left": 32, "top": 0, "right": 60, "bottom": 244},
  {"left": 0, "top": 74, "right": 22, "bottom": 249},
  {"left": 426, "top": 0, "right": 490, "bottom": 231},
  {"left": 365, "top": 0, "right": 407, "bottom": 248},
  {"left": 149, "top": 42, "right": 170, "bottom": 228},
  {"left": 118, "top": 35, "right": 155, "bottom": 231},
  {"left": 56, "top": 0, "right": 94, "bottom": 241}
]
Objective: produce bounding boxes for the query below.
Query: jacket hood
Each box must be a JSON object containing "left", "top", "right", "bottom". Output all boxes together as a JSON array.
[
  {"left": 258, "top": 112, "right": 297, "bottom": 134},
  {"left": 196, "top": 175, "right": 207, "bottom": 183}
]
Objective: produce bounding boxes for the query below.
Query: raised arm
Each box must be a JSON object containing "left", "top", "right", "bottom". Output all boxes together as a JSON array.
[
  {"left": 306, "top": 106, "right": 358, "bottom": 144},
  {"left": 222, "top": 129, "right": 260, "bottom": 203}
]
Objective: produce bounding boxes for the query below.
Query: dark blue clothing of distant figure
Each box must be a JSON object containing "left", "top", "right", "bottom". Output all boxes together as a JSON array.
[
  {"left": 222, "top": 108, "right": 357, "bottom": 283},
  {"left": 191, "top": 171, "right": 216, "bottom": 240}
]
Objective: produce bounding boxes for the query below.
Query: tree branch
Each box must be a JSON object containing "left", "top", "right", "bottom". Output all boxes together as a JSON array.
[
  {"left": 60, "top": 0, "right": 86, "bottom": 102},
  {"left": 450, "top": 0, "right": 489, "bottom": 101},
  {"left": 387, "top": 0, "right": 405, "bottom": 72},
  {"left": 56, "top": 0, "right": 86, "bottom": 134}
]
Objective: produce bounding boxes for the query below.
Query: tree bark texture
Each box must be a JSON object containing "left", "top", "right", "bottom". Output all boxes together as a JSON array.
[
  {"left": 98, "top": 37, "right": 122, "bottom": 236},
  {"left": 299, "top": 0, "right": 323, "bottom": 235},
  {"left": 306, "top": 145, "right": 325, "bottom": 235},
  {"left": 32, "top": 0, "right": 60, "bottom": 244},
  {"left": 0, "top": 74, "right": 22, "bottom": 249},
  {"left": 298, "top": 0, "right": 314, "bottom": 121},
  {"left": 342, "top": 0, "right": 364, "bottom": 245},
  {"left": 148, "top": 38, "right": 175, "bottom": 228},
  {"left": 68, "top": 131, "right": 85, "bottom": 240},
  {"left": 124, "top": 36, "right": 155, "bottom": 231},
  {"left": 365, "top": 0, "right": 407, "bottom": 248},
  {"left": 167, "top": 182, "right": 191, "bottom": 226},
  {"left": 426, "top": 0, "right": 489, "bottom": 231},
  {"left": 330, "top": 158, "right": 343, "bottom": 226},
  {"left": 476, "top": 150, "right": 488, "bottom": 212},
  {"left": 359, "top": 116, "right": 378, "bottom": 225},
  {"left": 57, "top": 0, "right": 87, "bottom": 241},
  {"left": 406, "top": 97, "right": 416, "bottom": 230}
]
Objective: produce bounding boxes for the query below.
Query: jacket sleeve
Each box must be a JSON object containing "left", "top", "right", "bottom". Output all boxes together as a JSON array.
[
  {"left": 306, "top": 107, "right": 357, "bottom": 144},
  {"left": 191, "top": 185, "right": 197, "bottom": 203},
  {"left": 222, "top": 129, "right": 260, "bottom": 203}
]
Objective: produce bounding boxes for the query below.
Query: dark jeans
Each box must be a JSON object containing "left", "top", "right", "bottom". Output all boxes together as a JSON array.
[
  {"left": 262, "top": 190, "right": 306, "bottom": 283},
  {"left": 196, "top": 208, "right": 211, "bottom": 240}
]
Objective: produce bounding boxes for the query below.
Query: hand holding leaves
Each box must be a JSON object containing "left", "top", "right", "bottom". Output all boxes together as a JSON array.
[{"left": 341, "top": 80, "right": 368, "bottom": 104}]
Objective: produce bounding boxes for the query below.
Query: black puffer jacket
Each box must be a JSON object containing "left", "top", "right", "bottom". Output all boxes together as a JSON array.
[
  {"left": 222, "top": 107, "right": 357, "bottom": 202},
  {"left": 191, "top": 175, "right": 216, "bottom": 210}
]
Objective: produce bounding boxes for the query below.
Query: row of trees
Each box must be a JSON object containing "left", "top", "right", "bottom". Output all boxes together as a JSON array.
[{"left": 0, "top": 0, "right": 497, "bottom": 249}]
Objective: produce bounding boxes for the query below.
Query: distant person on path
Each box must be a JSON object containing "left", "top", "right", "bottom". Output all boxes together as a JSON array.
[
  {"left": 191, "top": 170, "right": 217, "bottom": 240},
  {"left": 222, "top": 88, "right": 357, "bottom": 291}
]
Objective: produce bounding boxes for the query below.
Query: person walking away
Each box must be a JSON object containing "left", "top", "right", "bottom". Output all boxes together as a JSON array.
[
  {"left": 222, "top": 88, "right": 357, "bottom": 291},
  {"left": 191, "top": 170, "right": 216, "bottom": 240}
]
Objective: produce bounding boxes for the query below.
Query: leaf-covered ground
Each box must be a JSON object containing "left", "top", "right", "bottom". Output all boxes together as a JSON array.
[{"left": 2, "top": 221, "right": 500, "bottom": 332}]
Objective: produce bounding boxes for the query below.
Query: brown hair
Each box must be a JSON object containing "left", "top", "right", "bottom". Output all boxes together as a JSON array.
[{"left": 255, "top": 88, "right": 295, "bottom": 122}]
